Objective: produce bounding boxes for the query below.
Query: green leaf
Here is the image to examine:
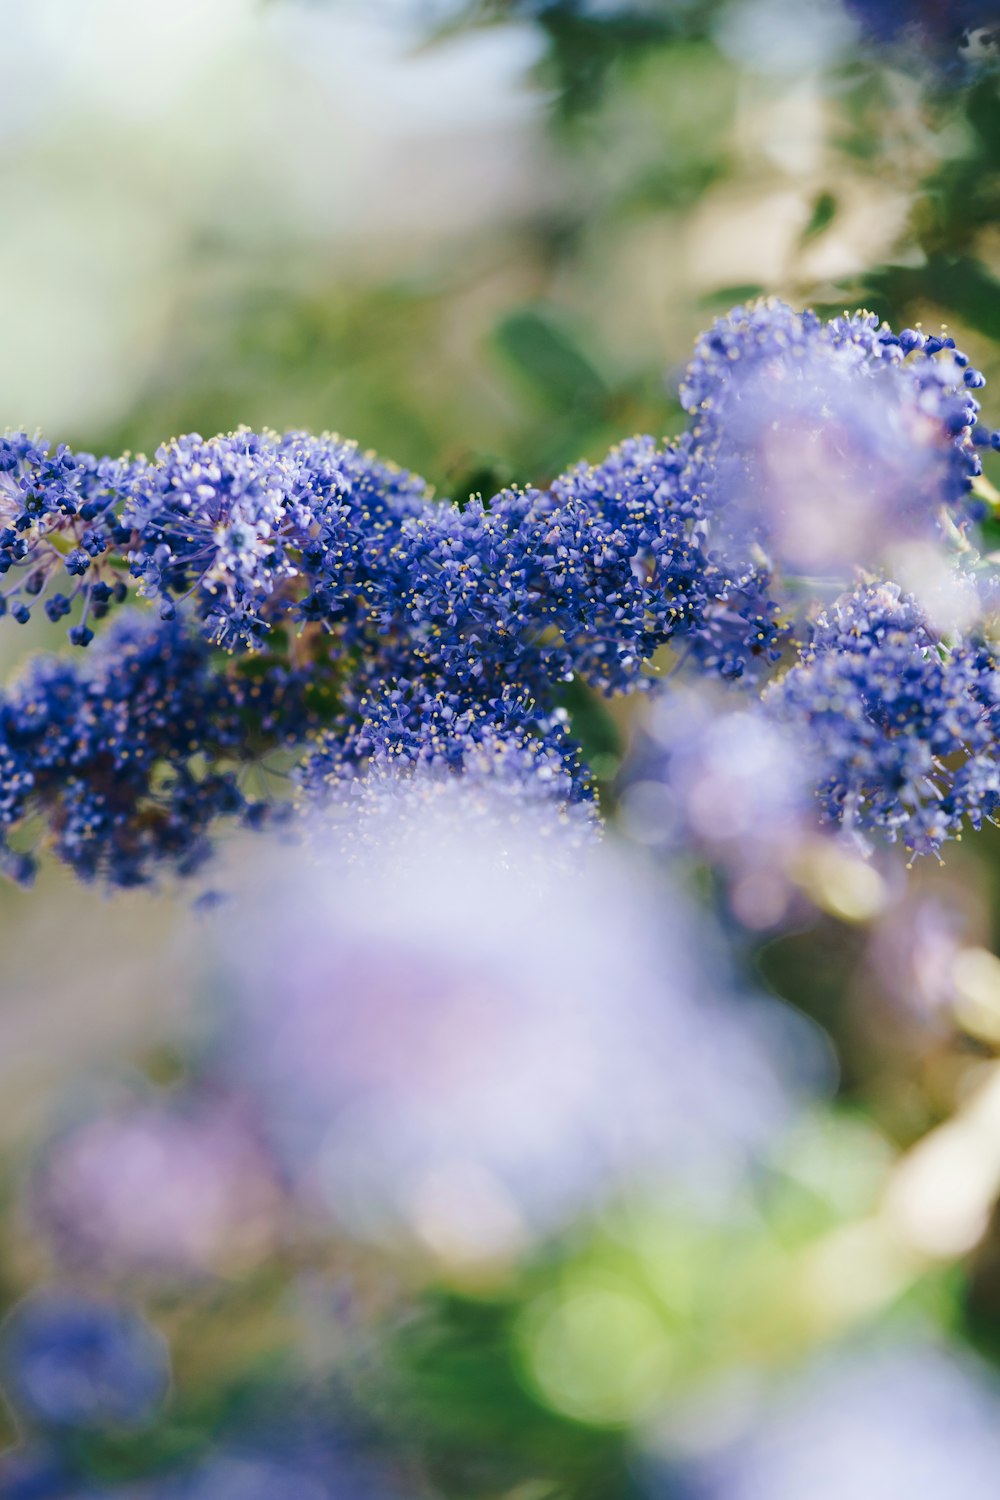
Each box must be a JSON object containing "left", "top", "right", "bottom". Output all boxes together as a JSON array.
[
  {"left": 800, "top": 191, "right": 838, "bottom": 246},
  {"left": 697, "top": 283, "right": 766, "bottom": 309},
  {"left": 492, "top": 309, "right": 608, "bottom": 414}
]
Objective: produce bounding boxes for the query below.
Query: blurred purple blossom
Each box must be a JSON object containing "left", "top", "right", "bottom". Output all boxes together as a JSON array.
[
  {"left": 620, "top": 686, "right": 815, "bottom": 928},
  {"left": 666, "top": 1340, "right": 1000, "bottom": 1500},
  {"left": 212, "top": 792, "right": 809, "bottom": 1260},
  {"left": 681, "top": 302, "right": 986, "bottom": 582},
  {"left": 31, "top": 1098, "right": 287, "bottom": 1281}
]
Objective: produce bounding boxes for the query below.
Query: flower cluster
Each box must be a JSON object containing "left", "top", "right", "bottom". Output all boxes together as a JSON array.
[
  {"left": 0, "top": 299, "right": 998, "bottom": 886},
  {"left": 9, "top": 291, "right": 1000, "bottom": 1500},
  {"left": 762, "top": 581, "right": 1000, "bottom": 855},
  {"left": 297, "top": 681, "right": 596, "bottom": 855},
  {"left": 0, "top": 610, "right": 314, "bottom": 886},
  {"left": 125, "top": 428, "right": 430, "bottom": 654},
  {"left": 0, "top": 433, "right": 137, "bottom": 646},
  {"left": 680, "top": 302, "right": 987, "bottom": 579}
]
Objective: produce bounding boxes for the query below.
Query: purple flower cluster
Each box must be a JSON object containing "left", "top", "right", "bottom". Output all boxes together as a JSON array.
[
  {"left": 0, "top": 434, "right": 137, "bottom": 647},
  {"left": 681, "top": 302, "right": 987, "bottom": 579},
  {"left": 298, "top": 682, "right": 596, "bottom": 851},
  {"left": 764, "top": 581, "right": 1000, "bottom": 856},
  {"left": 0, "top": 610, "right": 314, "bottom": 886},
  {"left": 31, "top": 1095, "right": 286, "bottom": 1279},
  {"left": 0, "top": 299, "right": 997, "bottom": 885},
  {"left": 6, "top": 426, "right": 722, "bottom": 685},
  {"left": 124, "top": 429, "right": 429, "bottom": 654}
]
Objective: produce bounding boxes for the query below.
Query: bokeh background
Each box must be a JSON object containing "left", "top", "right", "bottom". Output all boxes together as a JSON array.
[{"left": 8, "top": 3, "right": 1000, "bottom": 1496}]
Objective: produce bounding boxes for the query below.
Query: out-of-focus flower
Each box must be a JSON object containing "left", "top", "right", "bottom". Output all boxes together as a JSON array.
[
  {"left": 152, "top": 1450, "right": 386, "bottom": 1500},
  {"left": 154, "top": 1453, "right": 340, "bottom": 1500},
  {"left": 620, "top": 686, "right": 815, "bottom": 928},
  {"left": 681, "top": 301, "right": 986, "bottom": 580},
  {"left": 31, "top": 1098, "right": 287, "bottom": 1280},
  {"left": 214, "top": 788, "right": 802, "bottom": 1264},
  {"left": 862, "top": 886, "right": 972, "bottom": 1024},
  {"left": 150, "top": 1418, "right": 411, "bottom": 1500},
  {"left": 0, "top": 1444, "right": 119, "bottom": 1499},
  {"left": 657, "top": 1340, "right": 1000, "bottom": 1499},
  {"left": 297, "top": 684, "right": 597, "bottom": 857},
  {"left": 843, "top": 1, "right": 1000, "bottom": 69},
  {"left": 0, "top": 1292, "right": 170, "bottom": 1434}
]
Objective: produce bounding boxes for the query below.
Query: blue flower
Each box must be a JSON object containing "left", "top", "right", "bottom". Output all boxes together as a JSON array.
[
  {"left": 764, "top": 581, "right": 1000, "bottom": 854},
  {"left": 0, "top": 434, "right": 138, "bottom": 643},
  {"left": 298, "top": 681, "right": 597, "bottom": 852},
  {"left": 0, "top": 297, "right": 995, "bottom": 887},
  {"left": 149, "top": 1416, "right": 407, "bottom": 1500},
  {"left": 0, "top": 1292, "right": 169, "bottom": 1433},
  {"left": 680, "top": 301, "right": 986, "bottom": 581},
  {"left": 843, "top": 1, "right": 1000, "bottom": 70},
  {"left": 0, "top": 611, "right": 315, "bottom": 888},
  {"left": 0, "top": 1445, "right": 109, "bottom": 1500},
  {"left": 126, "top": 428, "right": 433, "bottom": 655}
]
